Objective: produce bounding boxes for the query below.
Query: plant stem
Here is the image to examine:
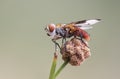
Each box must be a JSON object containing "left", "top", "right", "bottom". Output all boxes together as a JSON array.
[
  {"left": 49, "top": 53, "right": 57, "bottom": 79},
  {"left": 54, "top": 59, "right": 69, "bottom": 78}
]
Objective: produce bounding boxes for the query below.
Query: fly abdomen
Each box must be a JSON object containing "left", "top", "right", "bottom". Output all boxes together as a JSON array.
[{"left": 79, "top": 29, "right": 90, "bottom": 41}]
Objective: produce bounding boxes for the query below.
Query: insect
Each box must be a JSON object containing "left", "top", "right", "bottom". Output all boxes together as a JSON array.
[{"left": 45, "top": 19, "right": 101, "bottom": 49}]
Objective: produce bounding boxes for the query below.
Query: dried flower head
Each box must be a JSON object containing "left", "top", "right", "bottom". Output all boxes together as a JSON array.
[{"left": 61, "top": 38, "right": 91, "bottom": 66}]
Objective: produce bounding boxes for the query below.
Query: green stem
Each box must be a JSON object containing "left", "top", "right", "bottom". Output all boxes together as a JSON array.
[
  {"left": 49, "top": 53, "right": 57, "bottom": 79},
  {"left": 54, "top": 59, "right": 69, "bottom": 78}
]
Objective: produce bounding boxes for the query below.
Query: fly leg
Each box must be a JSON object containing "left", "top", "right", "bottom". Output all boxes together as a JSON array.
[
  {"left": 82, "top": 39, "right": 89, "bottom": 48},
  {"left": 78, "top": 34, "right": 89, "bottom": 48},
  {"left": 52, "top": 39, "right": 61, "bottom": 52},
  {"left": 62, "top": 37, "right": 66, "bottom": 45},
  {"left": 52, "top": 40, "right": 58, "bottom": 63}
]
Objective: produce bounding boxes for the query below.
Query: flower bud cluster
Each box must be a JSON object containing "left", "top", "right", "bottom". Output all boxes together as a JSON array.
[{"left": 61, "top": 38, "right": 91, "bottom": 66}]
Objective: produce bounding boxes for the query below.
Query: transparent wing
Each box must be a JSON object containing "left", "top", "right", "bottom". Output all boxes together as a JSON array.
[{"left": 75, "top": 19, "right": 101, "bottom": 30}]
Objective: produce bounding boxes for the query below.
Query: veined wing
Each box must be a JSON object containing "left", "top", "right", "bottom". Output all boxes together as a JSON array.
[{"left": 74, "top": 19, "right": 101, "bottom": 30}]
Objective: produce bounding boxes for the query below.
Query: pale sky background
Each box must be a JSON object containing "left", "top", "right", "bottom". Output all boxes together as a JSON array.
[{"left": 0, "top": 0, "right": 120, "bottom": 79}]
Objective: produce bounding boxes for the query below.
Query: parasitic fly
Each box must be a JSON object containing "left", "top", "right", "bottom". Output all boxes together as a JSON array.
[{"left": 45, "top": 19, "right": 101, "bottom": 49}]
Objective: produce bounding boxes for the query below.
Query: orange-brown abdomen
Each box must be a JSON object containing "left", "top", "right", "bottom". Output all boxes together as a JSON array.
[{"left": 78, "top": 29, "right": 90, "bottom": 41}]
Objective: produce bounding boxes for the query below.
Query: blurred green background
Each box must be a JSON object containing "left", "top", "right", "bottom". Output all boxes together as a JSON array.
[{"left": 0, "top": 0, "right": 120, "bottom": 79}]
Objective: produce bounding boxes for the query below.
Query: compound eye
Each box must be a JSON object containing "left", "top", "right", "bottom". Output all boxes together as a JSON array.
[{"left": 48, "top": 24, "right": 55, "bottom": 32}]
